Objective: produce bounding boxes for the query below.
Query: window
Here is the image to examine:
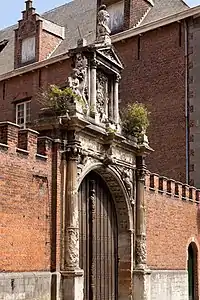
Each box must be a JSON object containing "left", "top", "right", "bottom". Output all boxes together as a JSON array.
[
  {"left": 107, "top": 1, "right": 124, "bottom": 33},
  {"left": 16, "top": 101, "right": 31, "bottom": 128},
  {"left": 21, "top": 36, "right": 36, "bottom": 63}
]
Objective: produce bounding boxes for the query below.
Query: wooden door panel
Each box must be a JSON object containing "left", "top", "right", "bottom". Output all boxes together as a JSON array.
[{"left": 78, "top": 171, "right": 118, "bottom": 300}]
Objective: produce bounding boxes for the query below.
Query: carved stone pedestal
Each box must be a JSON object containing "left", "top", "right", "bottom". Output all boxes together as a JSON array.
[
  {"left": 61, "top": 269, "right": 84, "bottom": 300},
  {"left": 133, "top": 269, "right": 151, "bottom": 300}
]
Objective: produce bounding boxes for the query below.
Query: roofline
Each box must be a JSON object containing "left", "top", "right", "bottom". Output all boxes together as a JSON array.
[
  {"left": 0, "top": 52, "right": 69, "bottom": 82},
  {"left": 1, "top": 5, "right": 200, "bottom": 82},
  {"left": 112, "top": 5, "right": 200, "bottom": 43}
]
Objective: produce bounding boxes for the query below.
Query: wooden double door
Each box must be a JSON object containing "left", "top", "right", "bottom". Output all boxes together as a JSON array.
[{"left": 78, "top": 171, "right": 118, "bottom": 300}]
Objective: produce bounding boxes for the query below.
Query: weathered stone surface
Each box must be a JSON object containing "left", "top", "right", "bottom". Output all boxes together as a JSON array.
[
  {"left": 150, "top": 270, "right": 188, "bottom": 300},
  {"left": 0, "top": 272, "right": 59, "bottom": 300}
]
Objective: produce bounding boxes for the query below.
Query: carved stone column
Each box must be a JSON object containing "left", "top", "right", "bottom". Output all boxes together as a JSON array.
[
  {"left": 133, "top": 155, "right": 151, "bottom": 300},
  {"left": 113, "top": 74, "right": 120, "bottom": 124},
  {"left": 61, "top": 131, "right": 84, "bottom": 300},
  {"left": 90, "top": 57, "right": 97, "bottom": 118}
]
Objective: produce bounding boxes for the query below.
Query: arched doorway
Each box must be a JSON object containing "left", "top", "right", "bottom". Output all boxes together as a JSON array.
[
  {"left": 188, "top": 242, "right": 198, "bottom": 300},
  {"left": 78, "top": 171, "right": 118, "bottom": 300}
]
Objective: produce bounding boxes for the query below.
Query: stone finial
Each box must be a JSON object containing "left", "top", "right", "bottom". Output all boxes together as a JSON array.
[
  {"left": 97, "top": 5, "right": 111, "bottom": 44},
  {"left": 25, "top": 0, "right": 33, "bottom": 10}
]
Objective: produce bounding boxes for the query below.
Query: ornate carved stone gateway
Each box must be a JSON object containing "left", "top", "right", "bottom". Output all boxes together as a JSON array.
[{"left": 35, "top": 6, "right": 152, "bottom": 300}]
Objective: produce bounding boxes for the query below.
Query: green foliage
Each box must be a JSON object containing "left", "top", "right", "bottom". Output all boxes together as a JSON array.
[
  {"left": 121, "top": 102, "right": 150, "bottom": 136},
  {"left": 106, "top": 127, "right": 117, "bottom": 134},
  {"left": 37, "top": 84, "right": 82, "bottom": 115}
]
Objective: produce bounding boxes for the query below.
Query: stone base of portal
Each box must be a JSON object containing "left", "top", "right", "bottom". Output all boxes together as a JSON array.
[
  {"left": 61, "top": 268, "right": 84, "bottom": 300},
  {"left": 133, "top": 268, "right": 151, "bottom": 300}
]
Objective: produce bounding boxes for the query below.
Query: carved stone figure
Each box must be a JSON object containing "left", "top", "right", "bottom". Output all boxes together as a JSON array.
[
  {"left": 68, "top": 53, "right": 88, "bottom": 110},
  {"left": 96, "top": 71, "right": 109, "bottom": 122},
  {"left": 97, "top": 5, "right": 111, "bottom": 41},
  {"left": 65, "top": 228, "right": 79, "bottom": 268},
  {"left": 122, "top": 169, "right": 134, "bottom": 202}
]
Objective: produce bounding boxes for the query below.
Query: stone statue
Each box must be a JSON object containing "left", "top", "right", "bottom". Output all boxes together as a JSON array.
[
  {"left": 97, "top": 5, "right": 111, "bottom": 41},
  {"left": 68, "top": 53, "right": 88, "bottom": 111},
  {"left": 122, "top": 169, "right": 134, "bottom": 202}
]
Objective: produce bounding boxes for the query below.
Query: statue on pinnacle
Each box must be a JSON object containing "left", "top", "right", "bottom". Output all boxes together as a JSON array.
[{"left": 97, "top": 5, "right": 111, "bottom": 44}]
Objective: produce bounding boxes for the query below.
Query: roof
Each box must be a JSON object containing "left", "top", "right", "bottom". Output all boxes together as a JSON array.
[
  {"left": 141, "top": 0, "right": 188, "bottom": 25},
  {"left": 0, "top": 0, "right": 189, "bottom": 76}
]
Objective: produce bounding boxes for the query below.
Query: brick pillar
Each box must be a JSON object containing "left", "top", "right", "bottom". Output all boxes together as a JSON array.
[{"left": 61, "top": 131, "right": 84, "bottom": 300}]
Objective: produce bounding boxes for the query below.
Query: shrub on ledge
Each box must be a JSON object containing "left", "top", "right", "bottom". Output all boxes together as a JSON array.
[
  {"left": 121, "top": 102, "right": 150, "bottom": 138},
  {"left": 37, "top": 84, "right": 83, "bottom": 116}
]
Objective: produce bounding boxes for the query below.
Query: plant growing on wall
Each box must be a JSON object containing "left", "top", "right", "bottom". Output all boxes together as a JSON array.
[
  {"left": 37, "top": 84, "right": 84, "bottom": 115},
  {"left": 121, "top": 102, "right": 150, "bottom": 138}
]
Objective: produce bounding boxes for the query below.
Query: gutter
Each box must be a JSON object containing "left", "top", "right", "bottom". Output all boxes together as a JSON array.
[
  {"left": 1, "top": 6, "right": 200, "bottom": 81},
  {"left": 184, "top": 20, "right": 189, "bottom": 184}
]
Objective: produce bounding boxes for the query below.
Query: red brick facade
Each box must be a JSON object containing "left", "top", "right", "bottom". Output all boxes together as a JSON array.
[
  {"left": 0, "top": 122, "right": 61, "bottom": 272},
  {"left": 145, "top": 173, "right": 200, "bottom": 271},
  {"left": 115, "top": 22, "right": 186, "bottom": 182},
  {"left": 124, "top": 0, "right": 151, "bottom": 29}
]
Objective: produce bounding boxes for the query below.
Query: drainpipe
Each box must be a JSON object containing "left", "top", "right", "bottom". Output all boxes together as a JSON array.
[{"left": 184, "top": 19, "right": 189, "bottom": 184}]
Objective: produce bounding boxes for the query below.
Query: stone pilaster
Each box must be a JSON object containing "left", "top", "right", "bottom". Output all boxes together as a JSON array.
[
  {"left": 90, "top": 57, "right": 97, "bottom": 118},
  {"left": 113, "top": 74, "right": 120, "bottom": 124},
  {"left": 61, "top": 131, "right": 84, "bottom": 300},
  {"left": 133, "top": 155, "right": 151, "bottom": 300}
]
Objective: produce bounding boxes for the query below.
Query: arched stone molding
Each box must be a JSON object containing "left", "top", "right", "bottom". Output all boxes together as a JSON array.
[
  {"left": 187, "top": 239, "right": 199, "bottom": 300},
  {"left": 78, "top": 162, "right": 134, "bottom": 299},
  {"left": 186, "top": 237, "right": 200, "bottom": 264}
]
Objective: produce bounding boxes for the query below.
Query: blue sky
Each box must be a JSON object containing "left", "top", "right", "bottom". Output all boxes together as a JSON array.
[{"left": 0, "top": 0, "right": 200, "bottom": 29}]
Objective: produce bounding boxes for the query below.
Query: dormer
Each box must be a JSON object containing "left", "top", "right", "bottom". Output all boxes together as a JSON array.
[
  {"left": 14, "top": 0, "right": 65, "bottom": 69},
  {"left": 98, "top": 0, "right": 154, "bottom": 32}
]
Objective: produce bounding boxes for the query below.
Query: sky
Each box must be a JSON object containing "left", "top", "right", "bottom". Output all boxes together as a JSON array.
[{"left": 0, "top": 0, "right": 200, "bottom": 29}]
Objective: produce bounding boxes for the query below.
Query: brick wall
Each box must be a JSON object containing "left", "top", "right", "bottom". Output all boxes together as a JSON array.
[
  {"left": 0, "top": 122, "right": 61, "bottom": 272},
  {"left": 124, "top": 0, "right": 151, "bottom": 29},
  {"left": 0, "top": 59, "right": 71, "bottom": 123},
  {"left": 145, "top": 172, "right": 200, "bottom": 270},
  {"left": 39, "top": 31, "right": 62, "bottom": 61},
  {"left": 115, "top": 22, "right": 186, "bottom": 182}
]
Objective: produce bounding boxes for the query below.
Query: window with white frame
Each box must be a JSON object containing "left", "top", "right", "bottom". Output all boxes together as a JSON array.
[
  {"left": 21, "top": 36, "right": 36, "bottom": 64},
  {"left": 16, "top": 101, "right": 31, "bottom": 128}
]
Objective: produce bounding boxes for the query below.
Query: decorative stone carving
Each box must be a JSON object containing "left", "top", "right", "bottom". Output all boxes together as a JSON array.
[
  {"left": 122, "top": 168, "right": 134, "bottom": 203},
  {"left": 68, "top": 53, "right": 88, "bottom": 110},
  {"left": 135, "top": 234, "right": 147, "bottom": 268},
  {"left": 136, "top": 168, "right": 147, "bottom": 182},
  {"left": 96, "top": 71, "right": 109, "bottom": 122},
  {"left": 66, "top": 141, "right": 83, "bottom": 162},
  {"left": 97, "top": 5, "right": 111, "bottom": 44},
  {"left": 65, "top": 227, "right": 79, "bottom": 269}
]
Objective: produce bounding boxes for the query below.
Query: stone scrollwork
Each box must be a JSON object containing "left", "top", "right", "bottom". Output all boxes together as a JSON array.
[
  {"left": 96, "top": 71, "right": 109, "bottom": 122},
  {"left": 68, "top": 53, "right": 88, "bottom": 111},
  {"left": 66, "top": 141, "right": 83, "bottom": 162},
  {"left": 135, "top": 234, "right": 147, "bottom": 268},
  {"left": 65, "top": 227, "right": 79, "bottom": 269}
]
